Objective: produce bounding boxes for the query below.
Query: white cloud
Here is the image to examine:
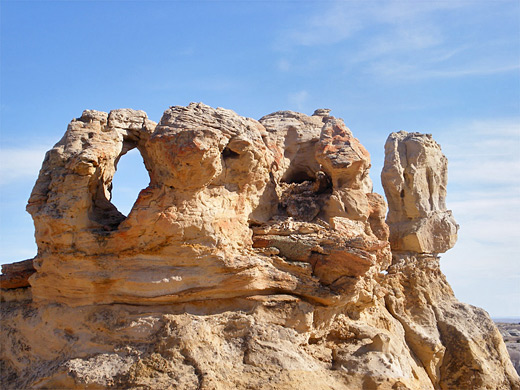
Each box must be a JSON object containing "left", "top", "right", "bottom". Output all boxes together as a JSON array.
[
  {"left": 279, "top": 0, "right": 463, "bottom": 49},
  {"left": 466, "top": 118, "right": 520, "bottom": 137},
  {"left": 441, "top": 118, "right": 520, "bottom": 187},
  {"left": 351, "top": 26, "right": 443, "bottom": 64},
  {"left": 276, "top": 1, "right": 518, "bottom": 81},
  {"left": 280, "top": 3, "right": 364, "bottom": 47},
  {"left": 435, "top": 117, "right": 520, "bottom": 316},
  {"left": 0, "top": 147, "right": 48, "bottom": 185},
  {"left": 367, "top": 60, "right": 520, "bottom": 80}
]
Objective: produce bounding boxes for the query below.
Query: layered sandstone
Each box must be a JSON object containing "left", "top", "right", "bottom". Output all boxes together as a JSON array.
[{"left": 1, "top": 104, "right": 518, "bottom": 390}]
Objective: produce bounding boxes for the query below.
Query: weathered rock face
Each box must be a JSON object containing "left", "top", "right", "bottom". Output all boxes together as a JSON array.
[
  {"left": 1, "top": 104, "right": 518, "bottom": 390},
  {"left": 380, "top": 131, "right": 517, "bottom": 389},
  {"left": 24, "top": 104, "right": 390, "bottom": 307},
  {"left": 381, "top": 131, "right": 458, "bottom": 254}
]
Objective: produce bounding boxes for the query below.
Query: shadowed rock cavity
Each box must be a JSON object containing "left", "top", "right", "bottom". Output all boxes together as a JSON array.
[{"left": 1, "top": 104, "right": 517, "bottom": 390}]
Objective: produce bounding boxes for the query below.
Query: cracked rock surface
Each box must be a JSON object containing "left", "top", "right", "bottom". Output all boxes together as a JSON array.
[{"left": 1, "top": 103, "right": 518, "bottom": 389}]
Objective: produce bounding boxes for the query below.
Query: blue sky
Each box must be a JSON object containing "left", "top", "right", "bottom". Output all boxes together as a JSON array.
[{"left": 1, "top": 0, "right": 519, "bottom": 317}]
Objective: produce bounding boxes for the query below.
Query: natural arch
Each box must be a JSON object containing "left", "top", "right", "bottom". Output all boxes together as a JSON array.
[{"left": 88, "top": 144, "right": 151, "bottom": 231}]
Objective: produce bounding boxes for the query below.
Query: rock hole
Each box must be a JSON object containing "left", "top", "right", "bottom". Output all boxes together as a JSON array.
[
  {"left": 222, "top": 147, "right": 240, "bottom": 159},
  {"left": 110, "top": 148, "right": 150, "bottom": 217},
  {"left": 282, "top": 170, "right": 315, "bottom": 184}
]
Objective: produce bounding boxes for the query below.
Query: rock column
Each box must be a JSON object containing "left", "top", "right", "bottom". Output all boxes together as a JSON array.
[{"left": 381, "top": 131, "right": 458, "bottom": 254}]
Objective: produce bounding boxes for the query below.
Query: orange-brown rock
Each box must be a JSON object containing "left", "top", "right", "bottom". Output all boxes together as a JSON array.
[
  {"left": 1, "top": 104, "right": 518, "bottom": 390},
  {"left": 0, "top": 259, "right": 35, "bottom": 289}
]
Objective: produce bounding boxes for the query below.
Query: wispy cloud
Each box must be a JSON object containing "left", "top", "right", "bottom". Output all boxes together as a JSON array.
[
  {"left": 441, "top": 117, "right": 520, "bottom": 215},
  {"left": 351, "top": 26, "right": 445, "bottom": 64},
  {"left": 278, "top": 0, "right": 462, "bottom": 49},
  {"left": 277, "top": 58, "right": 291, "bottom": 72},
  {"left": 276, "top": 0, "right": 519, "bottom": 81},
  {"left": 0, "top": 147, "right": 47, "bottom": 185},
  {"left": 437, "top": 117, "right": 520, "bottom": 315},
  {"left": 367, "top": 60, "right": 520, "bottom": 80},
  {"left": 280, "top": 3, "right": 363, "bottom": 47},
  {"left": 441, "top": 118, "right": 520, "bottom": 188}
]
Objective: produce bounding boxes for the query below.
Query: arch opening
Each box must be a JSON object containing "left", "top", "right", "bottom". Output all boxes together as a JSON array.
[{"left": 110, "top": 147, "right": 150, "bottom": 217}]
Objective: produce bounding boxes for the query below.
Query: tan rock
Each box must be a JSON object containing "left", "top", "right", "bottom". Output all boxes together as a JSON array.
[
  {"left": 381, "top": 130, "right": 517, "bottom": 389},
  {"left": 258, "top": 110, "right": 324, "bottom": 185},
  {"left": 2, "top": 296, "right": 438, "bottom": 390},
  {"left": 367, "top": 192, "right": 390, "bottom": 241},
  {"left": 384, "top": 254, "right": 519, "bottom": 389},
  {"left": 23, "top": 105, "right": 391, "bottom": 307},
  {"left": 381, "top": 131, "right": 458, "bottom": 253}
]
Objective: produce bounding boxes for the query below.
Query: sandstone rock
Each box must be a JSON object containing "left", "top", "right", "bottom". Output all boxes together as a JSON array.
[
  {"left": 1, "top": 297, "right": 434, "bottom": 390},
  {"left": 252, "top": 217, "right": 390, "bottom": 284},
  {"left": 384, "top": 254, "right": 519, "bottom": 389},
  {"left": 22, "top": 104, "right": 390, "bottom": 307},
  {"left": 27, "top": 108, "right": 155, "bottom": 244},
  {"left": 1, "top": 104, "right": 518, "bottom": 390},
  {"left": 312, "top": 108, "right": 332, "bottom": 117},
  {"left": 381, "top": 131, "right": 458, "bottom": 253},
  {"left": 0, "top": 259, "right": 35, "bottom": 289},
  {"left": 380, "top": 130, "right": 517, "bottom": 389}
]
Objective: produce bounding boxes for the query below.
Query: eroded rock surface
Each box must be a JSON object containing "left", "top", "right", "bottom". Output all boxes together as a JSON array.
[
  {"left": 380, "top": 131, "right": 517, "bottom": 389},
  {"left": 1, "top": 104, "right": 518, "bottom": 390},
  {"left": 381, "top": 131, "right": 458, "bottom": 254}
]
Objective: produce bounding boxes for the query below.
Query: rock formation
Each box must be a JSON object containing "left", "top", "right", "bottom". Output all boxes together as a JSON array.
[
  {"left": 381, "top": 131, "right": 515, "bottom": 389},
  {"left": 1, "top": 103, "right": 518, "bottom": 390},
  {"left": 381, "top": 131, "right": 458, "bottom": 253}
]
